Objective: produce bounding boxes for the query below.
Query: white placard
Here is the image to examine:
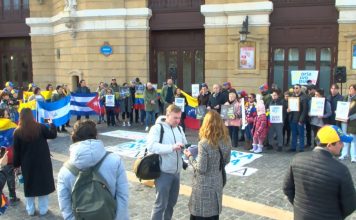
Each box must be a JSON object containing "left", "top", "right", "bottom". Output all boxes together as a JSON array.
[
  {"left": 175, "top": 97, "right": 185, "bottom": 112},
  {"left": 269, "top": 105, "right": 283, "bottom": 123},
  {"left": 335, "top": 101, "right": 350, "bottom": 122},
  {"left": 152, "top": 84, "right": 158, "bottom": 90},
  {"left": 241, "top": 98, "right": 247, "bottom": 129},
  {"left": 105, "top": 94, "right": 115, "bottom": 107},
  {"left": 309, "top": 97, "right": 325, "bottom": 117},
  {"left": 291, "top": 70, "right": 319, "bottom": 85},
  {"left": 192, "top": 84, "right": 200, "bottom": 98},
  {"left": 288, "top": 97, "right": 299, "bottom": 112}
]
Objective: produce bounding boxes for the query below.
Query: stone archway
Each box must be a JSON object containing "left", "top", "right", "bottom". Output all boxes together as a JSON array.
[{"left": 68, "top": 69, "right": 83, "bottom": 92}]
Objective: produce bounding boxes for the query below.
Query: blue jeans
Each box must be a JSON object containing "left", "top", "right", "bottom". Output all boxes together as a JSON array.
[
  {"left": 341, "top": 123, "right": 356, "bottom": 160},
  {"left": 25, "top": 195, "right": 49, "bottom": 215},
  {"left": 290, "top": 122, "right": 304, "bottom": 150},
  {"left": 145, "top": 111, "right": 155, "bottom": 127}
]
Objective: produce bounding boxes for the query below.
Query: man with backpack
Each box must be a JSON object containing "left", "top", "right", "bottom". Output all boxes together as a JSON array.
[
  {"left": 146, "top": 104, "right": 188, "bottom": 220},
  {"left": 57, "top": 120, "right": 129, "bottom": 220}
]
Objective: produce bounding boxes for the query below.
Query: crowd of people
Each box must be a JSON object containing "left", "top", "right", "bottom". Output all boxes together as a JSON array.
[{"left": 0, "top": 77, "right": 356, "bottom": 219}]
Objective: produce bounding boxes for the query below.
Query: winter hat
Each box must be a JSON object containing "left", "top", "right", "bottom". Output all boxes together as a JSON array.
[
  {"left": 259, "top": 83, "right": 268, "bottom": 92},
  {"left": 5, "top": 81, "right": 14, "bottom": 88},
  {"left": 256, "top": 100, "right": 266, "bottom": 115}
]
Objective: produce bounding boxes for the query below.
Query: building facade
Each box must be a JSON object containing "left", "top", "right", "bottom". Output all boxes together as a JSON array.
[{"left": 1, "top": 0, "right": 356, "bottom": 94}]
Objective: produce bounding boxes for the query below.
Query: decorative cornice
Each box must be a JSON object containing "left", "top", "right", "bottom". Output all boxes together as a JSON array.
[
  {"left": 336, "top": 0, "right": 356, "bottom": 24},
  {"left": 201, "top": 1, "right": 273, "bottom": 28},
  {"left": 26, "top": 8, "right": 152, "bottom": 36}
]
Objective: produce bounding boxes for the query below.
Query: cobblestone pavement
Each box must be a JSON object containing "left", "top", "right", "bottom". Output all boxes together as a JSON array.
[{"left": 2, "top": 119, "right": 356, "bottom": 220}]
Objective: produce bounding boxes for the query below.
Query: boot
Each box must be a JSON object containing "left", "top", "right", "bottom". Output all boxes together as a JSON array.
[
  {"left": 244, "top": 140, "right": 252, "bottom": 150},
  {"left": 254, "top": 145, "right": 263, "bottom": 153},
  {"left": 250, "top": 144, "right": 258, "bottom": 152}
]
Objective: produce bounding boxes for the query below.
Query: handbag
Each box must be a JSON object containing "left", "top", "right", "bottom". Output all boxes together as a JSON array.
[{"left": 218, "top": 147, "right": 227, "bottom": 187}]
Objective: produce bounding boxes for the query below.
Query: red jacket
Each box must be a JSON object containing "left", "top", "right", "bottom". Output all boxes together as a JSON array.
[{"left": 252, "top": 114, "right": 268, "bottom": 139}]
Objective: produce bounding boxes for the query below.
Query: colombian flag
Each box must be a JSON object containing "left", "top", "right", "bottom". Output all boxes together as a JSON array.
[
  {"left": 23, "top": 91, "right": 52, "bottom": 102},
  {"left": 180, "top": 90, "right": 200, "bottom": 130},
  {"left": 0, "top": 118, "right": 17, "bottom": 147},
  {"left": 18, "top": 100, "right": 37, "bottom": 119}
]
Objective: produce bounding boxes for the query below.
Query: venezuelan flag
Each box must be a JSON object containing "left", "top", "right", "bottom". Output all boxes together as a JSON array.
[
  {"left": 0, "top": 118, "right": 17, "bottom": 147},
  {"left": 134, "top": 93, "right": 145, "bottom": 110},
  {"left": 18, "top": 100, "right": 37, "bottom": 119},
  {"left": 180, "top": 90, "right": 200, "bottom": 130},
  {"left": 23, "top": 91, "right": 33, "bottom": 101}
]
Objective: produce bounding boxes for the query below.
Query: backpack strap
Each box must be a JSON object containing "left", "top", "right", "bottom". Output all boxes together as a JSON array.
[
  {"left": 94, "top": 151, "right": 112, "bottom": 172},
  {"left": 64, "top": 161, "right": 80, "bottom": 177},
  {"left": 159, "top": 123, "right": 164, "bottom": 144},
  {"left": 177, "top": 125, "right": 182, "bottom": 134}
]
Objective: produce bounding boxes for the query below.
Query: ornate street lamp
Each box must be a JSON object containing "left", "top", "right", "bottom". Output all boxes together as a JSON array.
[{"left": 239, "top": 16, "right": 250, "bottom": 42}]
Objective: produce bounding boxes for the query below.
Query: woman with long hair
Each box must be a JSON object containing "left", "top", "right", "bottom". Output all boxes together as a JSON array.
[
  {"left": 13, "top": 108, "right": 57, "bottom": 216},
  {"left": 184, "top": 110, "right": 231, "bottom": 220}
]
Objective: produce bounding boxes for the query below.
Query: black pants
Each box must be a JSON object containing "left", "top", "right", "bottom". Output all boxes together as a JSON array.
[
  {"left": 77, "top": 115, "right": 89, "bottom": 121},
  {"left": 283, "top": 121, "right": 291, "bottom": 146},
  {"left": 1, "top": 165, "right": 16, "bottom": 198},
  {"left": 190, "top": 215, "right": 219, "bottom": 220},
  {"left": 106, "top": 108, "right": 116, "bottom": 126},
  {"left": 130, "top": 108, "right": 139, "bottom": 123},
  {"left": 305, "top": 119, "right": 312, "bottom": 146},
  {"left": 311, "top": 125, "right": 321, "bottom": 147}
]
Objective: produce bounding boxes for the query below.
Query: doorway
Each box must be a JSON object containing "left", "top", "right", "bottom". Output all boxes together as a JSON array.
[{"left": 150, "top": 30, "right": 204, "bottom": 93}]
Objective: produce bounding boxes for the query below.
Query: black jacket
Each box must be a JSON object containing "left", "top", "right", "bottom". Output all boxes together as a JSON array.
[
  {"left": 289, "top": 92, "right": 308, "bottom": 123},
  {"left": 13, "top": 124, "right": 57, "bottom": 197},
  {"left": 75, "top": 86, "right": 90, "bottom": 94},
  {"left": 326, "top": 93, "right": 344, "bottom": 125},
  {"left": 283, "top": 148, "right": 356, "bottom": 220},
  {"left": 207, "top": 92, "right": 228, "bottom": 113}
]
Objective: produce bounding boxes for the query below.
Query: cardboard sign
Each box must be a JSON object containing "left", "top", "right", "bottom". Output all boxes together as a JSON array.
[
  {"left": 288, "top": 97, "right": 300, "bottom": 112},
  {"left": 105, "top": 95, "right": 115, "bottom": 107},
  {"left": 241, "top": 98, "right": 247, "bottom": 129},
  {"left": 220, "top": 105, "right": 235, "bottom": 120},
  {"left": 192, "top": 84, "right": 200, "bottom": 98},
  {"left": 175, "top": 98, "right": 185, "bottom": 112},
  {"left": 309, "top": 97, "right": 325, "bottom": 117},
  {"left": 335, "top": 101, "right": 350, "bottom": 122},
  {"left": 291, "top": 70, "right": 319, "bottom": 85},
  {"left": 196, "top": 105, "right": 207, "bottom": 120},
  {"left": 269, "top": 105, "right": 283, "bottom": 123}
]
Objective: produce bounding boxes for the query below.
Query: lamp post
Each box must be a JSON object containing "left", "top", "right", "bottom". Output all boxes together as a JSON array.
[{"left": 239, "top": 16, "right": 250, "bottom": 42}]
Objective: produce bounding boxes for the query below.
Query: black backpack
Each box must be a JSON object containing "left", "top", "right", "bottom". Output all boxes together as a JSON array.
[{"left": 133, "top": 124, "right": 165, "bottom": 181}]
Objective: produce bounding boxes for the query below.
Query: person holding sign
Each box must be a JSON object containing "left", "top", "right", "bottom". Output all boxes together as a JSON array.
[
  {"left": 207, "top": 84, "right": 228, "bottom": 114},
  {"left": 268, "top": 90, "right": 285, "bottom": 152},
  {"left": 244, "top": 93, "right": 257, "bottom": 150},
  {"left": 339, "top": 84, "right": 356, "bottom": 163},
  {"left": 174, "top": 88, "right": 187, "bottom": 132},
  {"left": 223, "top": 92, "right": 242, "bottom": 148},
  {"left": 251, "top": 100, "right": 268, "bottom": 153},
  {"left": 103, "top": 88, "right": 116, "bottom": 127},
  {"left": 327, "top": 84, "right": 344, "bottom": 126},
  {"left": 143, "top": 82, "right": 158, "bottom": 132},
  {"left": 309, "top": 89, "right": 332, "bottom": 146},
  {"left": 287, "top": 84, "right": 308, "bottom": 152}
]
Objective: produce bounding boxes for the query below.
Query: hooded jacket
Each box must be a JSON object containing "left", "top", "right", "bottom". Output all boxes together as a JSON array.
[
  {"left": 57, "top": 139, "right": 129, "bottom": 220},
  {"left": 146, "top": 120, "right": 188, "bottom": 174}
]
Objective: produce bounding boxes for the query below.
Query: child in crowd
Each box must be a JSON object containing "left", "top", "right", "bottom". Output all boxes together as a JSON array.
[
  {"left": 251, "top": 100, "right": 268, "bottom": 153},
  {"left": 224, "top": 92, "right": 241, "bottom": 148}
]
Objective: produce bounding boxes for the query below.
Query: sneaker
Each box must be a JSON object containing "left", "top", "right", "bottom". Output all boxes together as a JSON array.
[
  {"left": 250, "top": 144, "right": 258, "bottom": 152},
  {"left": 10, "top": 197, "right": 20, "bottom": 206},
  {"left": 122, "top": 122, "right": 126, "bottom": 127},
  {"left": 145, "top": 126, "right": 149, "bottom": 131},
  {"left": 127, "top": 122, "right": 131, "bottom": 126},
  {"left": 254, "top": 146, "right": 263, "bottom": 154},
  {"left": 351, "top": 158, "right": 356, "bottom": 163}
]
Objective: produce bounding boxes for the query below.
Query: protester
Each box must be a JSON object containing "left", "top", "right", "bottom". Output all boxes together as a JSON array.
[
  {"left": 268, "top": 90, "right": 285, "bottom": 151},
  {"left": 222, "top": 82, "right": 236, "bottom": 100},
  {"left": 57, "top": 120, "right": 129, "bottom": 220},
  {"left": 161, "top": 79, "right": 177, "bottom": 113},
  {"left": 51, "top": 85, "right": 67, "bottom": 132},
  {"left": 251, "top": 100, "right": 268, "bottom": 153},
  {"left": 146, "top": 104, "right": 188, "bottom": 220},
  {"left": 120, "top": 83, "right": 133, "bottom": 127},
  {"left": 46, "top": 84, "right": 53, "bottom": 92},
  {"left": 309, "top": 88, "right": 331, "bottom": 146},
  {"left": 283, "top": 91, "right": 291, "bottom": 146},
  {"left": 103, "top": 88, "right": 116, "bottom": 127},
  {"left": 129, "top": 80, "right": 139, "bottom": 124},
  {"left": 207, "top": 84, "right": 227, "bottom": 114},
  {"left": 223, "top": 92, "right": 241, "bottom": 148},
  {"left": 339, "top": 84, "right": 356, "bottom": 162},
  {"left": 143, "top": 82, "right": 158, "bottom": 132},
  {"left": 75, "top": 79, "right": 90, "bottom": 121},
  {"left": 259, "top": 83, "right": 271, "bottom": 109},
  {"left": 96, "top": 82, "right": 105, "bottom": 124},
  {"left": 327, "top": 83, "right": 344, "bottom": 126},
  {"left": 287, "top": 84, "right": 308, "bottom": 152},
  {"left": 283, "top": 125, "right": 356, "bottom": 220},
  {"left": 0, "top": 151, "right": 9, "bottom": 215},
  {"left": 244, "top": 93, "right": 257, "bottom": 150},
  {"left": 197, "top": 83, "right": 211, "bottom": 107},
  {"left": 110, "top": 78, "right": 121, "bottom": 124},
  {"left": 28, "top": 87, "right": 45, "bottom": 102},
  {"left": 13, "top": 108, "right": 57, "bottom": 216},
  {"left": 184, "top": 110, "right": 231, "bottom": 220},
  {"left": 174, "top": 88, "right": 187, "bottom": 132}
]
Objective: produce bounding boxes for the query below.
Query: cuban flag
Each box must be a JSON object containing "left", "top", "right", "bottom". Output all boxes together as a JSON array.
[
  {"left": 37, "top": 96, "right": 71, "bottom": 127},
  {"left": 70, "top": 93, "right": 98, "bottom": 116}
]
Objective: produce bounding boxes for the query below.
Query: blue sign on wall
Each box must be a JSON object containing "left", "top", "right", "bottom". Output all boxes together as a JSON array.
[{"left": 100, "top": 42, "right": 113, "bottom": 56}]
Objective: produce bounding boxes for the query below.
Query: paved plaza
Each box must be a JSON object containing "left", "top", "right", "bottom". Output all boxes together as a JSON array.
[{"left": 2, "top": 118, "right": 356, "bottom": 220}]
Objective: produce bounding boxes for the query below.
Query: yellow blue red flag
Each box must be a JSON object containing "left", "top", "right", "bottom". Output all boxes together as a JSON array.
[{"left": 0, "top": 118, "right": 17, "bottom": 147}]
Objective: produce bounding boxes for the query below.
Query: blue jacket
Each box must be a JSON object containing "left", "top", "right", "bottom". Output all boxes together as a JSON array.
[{"left": 57, "top": 139, "right": 129, "bottom": 220}]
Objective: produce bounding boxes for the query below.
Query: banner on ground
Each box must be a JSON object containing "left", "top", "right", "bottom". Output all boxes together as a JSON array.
[
  {"left": 291, "top": 70, "right": 318, "bottom": 85},
  {"left": 225, "top": 151, "right": 262, "bottom": 176},
  {"left": 37, "top": 96, "right": 71, "bottom": 127}
]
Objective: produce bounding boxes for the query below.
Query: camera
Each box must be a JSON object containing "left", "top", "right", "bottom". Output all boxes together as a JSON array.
[{"left": 182, "top": 144, "right": 191, "bottom": 149}]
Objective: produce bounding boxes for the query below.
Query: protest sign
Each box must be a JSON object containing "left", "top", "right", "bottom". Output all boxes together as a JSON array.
[
  {"left": 309, "top": 97, "right": 325, "bottom": 117},
  {"left": 196, "top": 105, "right": 207, "bottom": 120},
  {"left": 220, "top": 105, "right": 235, "bottom": 120},
  {"left": 192, "top": 84, "right": 200, "bottom": 98},
  {"left": 241, "top": 98, "right": 247, "bottom": 128},
  {"left": 335, "top": 101, "right": 350, "bottom": 122},
  {"left": 291, "top": 70, "right": 318, "bottom": 85},
  {"left": 175, "top": 98, "right": 185, "bottom": 112},
  {"left": 269, "top": 105, "right": 283, "bottom": 123},
  {"left": 105, "top": 95, "right": 115, "bottom": 107},
  {"left": 288, "top": 97, "right": 300, "bottom": 112}
]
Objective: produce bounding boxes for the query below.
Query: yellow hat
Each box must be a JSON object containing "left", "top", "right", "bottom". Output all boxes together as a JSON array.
[{"left": 317, "top": 125, "right": 353, "bottom": 144}]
